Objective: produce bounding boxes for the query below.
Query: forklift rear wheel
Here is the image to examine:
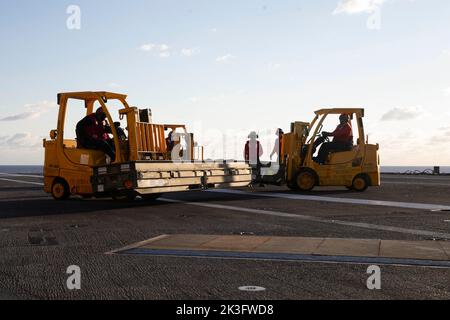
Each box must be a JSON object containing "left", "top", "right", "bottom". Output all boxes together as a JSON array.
[
  {"left": 352, "top": 174, "right": 369, "bottom": 192},
  {"left": 51, "top": 179, "right": 70, "bottom": 201},
  {"left": 296, "top": 170, "right": 317, "bottom": 192}
]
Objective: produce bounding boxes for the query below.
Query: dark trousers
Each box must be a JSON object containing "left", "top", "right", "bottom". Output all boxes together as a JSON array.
[
  {"left": 316, "top": 141, "right": 351, "bottom": 164},
  {"left": 80, "top": 138, "right": 116, "bottom": 161}
]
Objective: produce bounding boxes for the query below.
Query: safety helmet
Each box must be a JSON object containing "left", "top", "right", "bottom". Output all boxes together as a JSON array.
[
  {"left": 339, "top": 113, "right": 350, "bottom": 122},
  {"left": 248, "top": 131, "right": 259, "bottom": 139},
  {"left": 95, "top": 107, "right": 107, "bottom": 121}
]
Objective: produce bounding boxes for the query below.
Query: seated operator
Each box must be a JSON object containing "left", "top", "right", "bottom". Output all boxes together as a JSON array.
[
  {"left": 76, "top": 107, "right": 116, "bottom": 161},
  {"left": 313, "top": 113, "right": 353, "bottom": 165}
]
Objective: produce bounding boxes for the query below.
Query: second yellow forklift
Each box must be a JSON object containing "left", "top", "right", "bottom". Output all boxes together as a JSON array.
[{"left": 254, "top": 108, "right": 380, "bottom": 192}]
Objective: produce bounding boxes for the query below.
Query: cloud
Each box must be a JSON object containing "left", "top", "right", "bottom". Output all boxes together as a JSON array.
[
  {"left": 140, "top": 43, "right": 172, "bottom": 57},
  {"left": 108, "top": 83, "right": 122, "bottom": 88},
  {"left": 437, "top": 126, "right": 450, "bottom": 136},
  {"left": 443, "top": 87, "right": 450, "bottom": 96},
  {"left": 381, "top": 106, "right": 424, "bottom": 121},
  {"left": 216, "top": 54, "right": 236, "bottom": 63},
  {"left": 188, "top": 97, "right": 199, "bottom": 103},
  {"left": 140, "top": 44, "right": 155, "bottom": 51},
  {"left": 267, "top": 63, "right": 281, "bottom": 71},
  {"left": 140, "top": 43, "right": 170, "bottom": 52},
  {"left": 0, "top": 101, "right": 56, "bottom": 122},
  {"left": 0, "top": 132, "right": 43, "bottom": 149},
  {"left": 140, "top": 43, "right": 199, "bottom": 58},
  {"left": 159, "top": 51, "right": 171, "bottom": 58},
  {"left": 0, "top": 111, "right": 38, "bottom": 121},
  {"left": 181, "top": 48, "right": 199, "bottom": 57},
  {"left": 429, "top": 127, "right": 450, "bottom": 145},
  {"left": 159, "top": 44, "right": 169, "bottom": 51},
  {"left": 333, "top": 0, "right": 386, "bottom": 15}
]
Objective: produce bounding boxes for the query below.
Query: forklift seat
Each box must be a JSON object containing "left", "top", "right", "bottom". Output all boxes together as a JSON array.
[{"left": 327, "top": 145, "right": 359, "bottom": 164}]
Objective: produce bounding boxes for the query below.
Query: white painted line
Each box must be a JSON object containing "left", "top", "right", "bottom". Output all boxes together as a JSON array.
[
  {"left": 0, "top": 178, "right": 44, "bottom": 186},
  {"left": 106, "top": 234, "right": 170, "bottom": 255},
  {"left": 0, "top": 172, "right": 43, "bottom": 178},
  {"left": 208, "top": 189, "right": 450, "bottom": 211},
  {"left": 159, "top": 198, "right": 450, "bottom": 239},
  {"left": 382, "top": 181, "right": 450, "bottom": 187}
]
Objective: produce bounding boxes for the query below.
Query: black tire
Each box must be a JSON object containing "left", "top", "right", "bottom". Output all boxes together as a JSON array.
[
  {"left": 51, "top": 178, "right": 70, "bottom": 201},
  {"left": 295, "top": 169, "right": 317, "bottom": 192},
  {"left": 352, "top": 174, "right": 370, "bottom": 192}
]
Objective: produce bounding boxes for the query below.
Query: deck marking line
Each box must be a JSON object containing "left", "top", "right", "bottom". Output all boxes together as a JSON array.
[
  {"left": 0, "top": 173, "right": 43, "bottom": 178},
  {"left": 159, "top": 198, "right": 450, "bottom": 239},
  {"left": 0, "top": 178, "right": 44, "bottom": 186},
  {"left": 106, "top": 234, "right": 170, "bottom": 255},
  {"left": 207, "top": 189, "right": 450, "bottom": 211}
]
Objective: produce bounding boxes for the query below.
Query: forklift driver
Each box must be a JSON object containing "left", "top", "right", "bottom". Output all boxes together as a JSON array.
[
  {"left": 313, "top": 113, "right": 353, "bottom": 165},
  {"left": 76, "top": 107, "right": 116, "bottom": 161}
]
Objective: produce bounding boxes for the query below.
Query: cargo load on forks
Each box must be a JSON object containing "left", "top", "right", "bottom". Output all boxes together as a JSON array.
[{"left": 43, "top": 92, "right": 252, "bottom": 200}]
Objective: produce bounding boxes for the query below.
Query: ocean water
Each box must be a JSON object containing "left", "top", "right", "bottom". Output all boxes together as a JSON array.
[
  {"left": 0, "top": 165, "right": 449, "bottom": 175},
  {"left": 381, "top": 166, "right": 450, "bottom": 174},
  {"left": 0, "top": 166, "right": 44, "bottom": 174}
]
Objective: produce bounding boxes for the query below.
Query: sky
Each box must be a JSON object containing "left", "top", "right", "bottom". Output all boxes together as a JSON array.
[{"left": 0, "top": 0, "right": 450, "bottom": 165}]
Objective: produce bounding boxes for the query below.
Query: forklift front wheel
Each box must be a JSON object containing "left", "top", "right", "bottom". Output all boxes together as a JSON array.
[
  {"left": 51, "top": 178, "right": 70, "bottom": 201},
  {"left": 352, "top": 174, "right": 369, "bottom": 192},
  {"left": 296, "top": 169, "right": 317, "bottom": 192}
]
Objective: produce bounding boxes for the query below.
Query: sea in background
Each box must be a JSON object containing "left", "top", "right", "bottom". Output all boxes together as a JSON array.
[
  {"left": 0, "top": 165, "right": 450, "bottom": 175},
  {"left": 0, "top": 166, "right": 44, "bottom": 174},
  {"left": 381, "top": 166, "right": 450, "bottom": 174}
]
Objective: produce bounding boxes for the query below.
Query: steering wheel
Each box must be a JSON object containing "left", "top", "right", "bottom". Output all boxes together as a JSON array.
[
  {"left": 321, "top": 132, "right": 330, "bottom": 143},
  {"left": 315, "top": 125, "right": 330, "bottom": 142}
]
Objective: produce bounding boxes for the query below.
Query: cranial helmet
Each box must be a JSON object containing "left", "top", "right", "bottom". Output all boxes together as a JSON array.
[
  {"left": 95, "top": 107, "right": 107, "bottom": 121},
  {"left": 248, "top": 131, "right": 259, "bottom": 139},
  {"left": 339, "top": 113, "right": 350, "bottom": 122}
]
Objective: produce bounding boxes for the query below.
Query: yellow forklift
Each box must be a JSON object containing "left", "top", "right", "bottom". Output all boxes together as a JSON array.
[
  {"left": 254, "top": 108, "right": 380, "bottom": 192},
  {"left": 43, "top": 92, "right": 252, "bottom": 200}
]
